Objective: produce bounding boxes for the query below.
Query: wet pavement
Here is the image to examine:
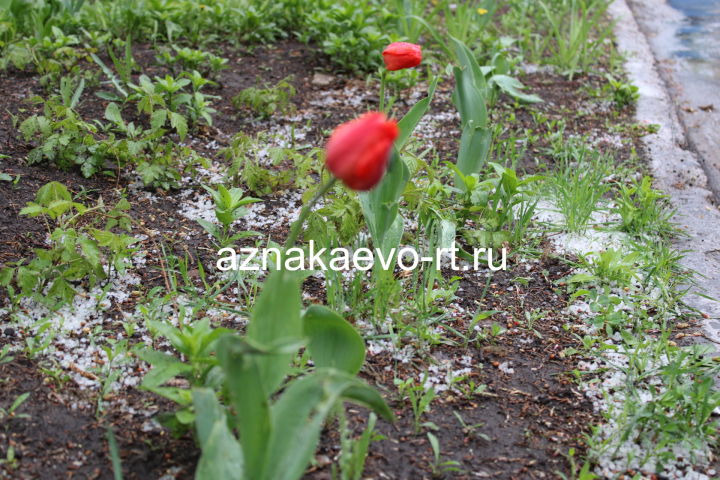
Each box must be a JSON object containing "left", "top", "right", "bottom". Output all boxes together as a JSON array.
[
  {"left": 630, "top": 0, "right": 720, "bottom": 199},
  {"left": 669, "top": 0, "right": 720, "bottom": 79}
]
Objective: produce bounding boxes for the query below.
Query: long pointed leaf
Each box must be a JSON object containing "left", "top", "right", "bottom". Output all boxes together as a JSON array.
[
  {"left": 396, "top": 76, "right": 439, "bottom": 149},
  {"left": 264, "top": 370, "right": 393, "bottom": 480},
  {"left": 360, "top": 151, "right": 409, "bottom": 251}
]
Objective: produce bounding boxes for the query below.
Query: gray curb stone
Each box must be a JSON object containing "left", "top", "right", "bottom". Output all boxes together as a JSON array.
[{"left": 608, "top": 0, "right": 720, "bottom": 344}]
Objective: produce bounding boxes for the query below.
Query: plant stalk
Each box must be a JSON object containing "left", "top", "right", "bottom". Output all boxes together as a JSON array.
[
  {"left": 379, "top": 68, "right": 388, "bottom": 113},
  {"left": 283, "top": 178, "right": 337, "bottom": 249}
]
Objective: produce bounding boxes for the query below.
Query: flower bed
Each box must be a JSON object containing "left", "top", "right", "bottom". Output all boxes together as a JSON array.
[{"left": 0, "top": 1, "right": 718, "bottom": 479}]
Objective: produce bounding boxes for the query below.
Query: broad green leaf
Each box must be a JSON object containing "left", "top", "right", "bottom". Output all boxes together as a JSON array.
[
  {"left": 452, "top": 65, "right": 487, "bottom": 129},
  {"left": 302, "top": 305, "right": 365, "bottom": 375},
  {"left": 437, "top": 219, "right": 456, "bottom": 250},
  {"left": 246, "top": 269, "right": 305, "bottom": 396},
  {"left": 567, "top": 273, "right": 597, "bottom": 285},
  {"left": 379, "top": 214, "right": 404, "bottom": 260},
  {"left": 90, "top": 229, "right": 115, "bottom": 247},
  {"left": 193, "top": 389, "right": 244, "bottom": 480},
  {"left": 264, "top": 370, "right": 392, "bottom": 480},
  {"left": 341, "top": 383, "right": 395, "bottom": 422},
  {"left": 46, "top": 199, "right": 75, "bottom": 219},
  {"left": 146, "top": 321, "right": 186, "bottom": 353},
  {"left": 450, "top": 36, "right": 489, "bottom": 128},
  {"left": 150, "top": 109, "right": 167, "bottom": 131},
  {"left": 35, "top": 181, "right": 71, "bottom": 205},
  {"left": 196, "top": 218, "right": 221, "bottom": 240},
  {"left": 427, "top": 432, "right": 439, "bottom": 457},
  {"left": 201, "top": 185, "right": 222, "bottom": 206},
  {"left": 455, "top": 122, "right": 492, "bottom": 186},
  {"left": 135, "top": 344, "right": 190, "bottom": 368},
  {"left": 47, "top": 277, "right": 76, "bottom": 303},
  {"left": 263, "top": 373, "right": 332, "bottom": 480},
  {"left": 473, "top": 310, "right": 500, "bottom": 322},
  {"left": 145, "top": 386, "right": 192, "bottom": 406},
  {"left": 18, "top": 204, "right": 44, "bottom": 217},
  {"left": 0, "top": 267, "right": 13, "bottom": 286},
  {"left": 450, "top": 36, "right": 486, "bottom": 92},
  {"left": 217, "top": 334, "right": 271, "bottom": 480},
  {"left": 104, "top": 102, "right": 125, "bottom": 126},
  {"left": 192, "top": 388, "right": 226, "bottom": 449},
  {"left": 479, "top": 65, "right": 495, "bottom": 76},
  {"left": 78, "top": 237, "right": 101, "bottom": 268},
  {"left": 96, "top": 91, "right": 125, "bottom": 102},
  {"left": 360, "top": 150, "right": 409, "bottom": 252},
  {"left": 16, "top": 266, "right": 38, "bottom": 293},
  {"left": 169, "top": 111, "right": 188, "bottom": 140},
  {"left": 175, "top": 408, "right": 195, "bottom": 425}
]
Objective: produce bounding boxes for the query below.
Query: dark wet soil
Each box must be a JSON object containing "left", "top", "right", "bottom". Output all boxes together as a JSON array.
[
  {"left": 0, "top": 38, "right": 649, "bottom": 480},
  {"left": 0, "top": 340, "right": 198, "bottom": 480}
]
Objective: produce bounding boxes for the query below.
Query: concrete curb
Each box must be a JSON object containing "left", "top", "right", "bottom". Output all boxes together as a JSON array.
[
  {"left": 608, "top": 0, "right": 720, "bottom": 343},
  {"left": 627, "top": 0, "right": 720, "bottom": 202}
]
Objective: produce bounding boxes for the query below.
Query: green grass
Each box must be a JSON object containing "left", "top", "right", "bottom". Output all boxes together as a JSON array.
[{"left": 547, "top": 139, "right": 614, "bottom": 233}]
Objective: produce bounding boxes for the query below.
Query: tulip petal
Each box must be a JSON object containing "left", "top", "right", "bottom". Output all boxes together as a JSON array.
[
  {"left": 382, "top": 42, "right": 422, "bottom": 71},
  {"left": 325, "top": 112, "right": 399, "bottom": 191}
]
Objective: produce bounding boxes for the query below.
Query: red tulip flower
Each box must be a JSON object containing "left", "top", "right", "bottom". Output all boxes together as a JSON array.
[
  {"left": 325, "top": 112, "right": 399, "bottom": 191},
  {"left": 382, "top": 42, "right": 422, "bottom": 71}
]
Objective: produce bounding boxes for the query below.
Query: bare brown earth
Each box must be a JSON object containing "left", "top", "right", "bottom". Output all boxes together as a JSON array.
[{"left": 0, "top": 39, "right": 674, "bottom": 479}]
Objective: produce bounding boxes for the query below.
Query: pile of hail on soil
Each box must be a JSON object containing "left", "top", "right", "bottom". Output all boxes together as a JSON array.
[{"left": 1, "top": 1, "right": 719, "bottom": 479}]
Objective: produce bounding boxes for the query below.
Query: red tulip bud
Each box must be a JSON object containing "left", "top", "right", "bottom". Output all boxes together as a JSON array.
[
  {"left": 382, "top": 42, "right": 422, "bottom": 71},
  {"left": 325, "top": 112, "right": 399, "bottom": 191}
]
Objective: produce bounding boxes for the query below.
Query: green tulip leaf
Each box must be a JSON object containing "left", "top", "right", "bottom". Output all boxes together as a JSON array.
[
  {"left": 303, "top": 305, "right": 365, "bottom": 375},
  {"left": 360, "top": 150, "right": 410, "bottom": 253},
  {"left": 397, "top": 76, "right": 439, "bottom": 150},
  {"left": 341, "top": 383, "right": 395, "bottom": 422},
  {"left": 192, "top": 388, "right": 244, "bottom": 480},
  {"left": 452, "top": 65, "right": 488, "bottom": 129},
  {"left": 263, "top": 370, "right": 393, "bottom": 480},
  {"left": 246, "top": 268, "right": 305, "bottom": 396},
  {"left": 455, "top": 121, "right": 492, "bottom": 186},
  {"left": 217, "top": 334, "right": 271, "bottom": 480}
]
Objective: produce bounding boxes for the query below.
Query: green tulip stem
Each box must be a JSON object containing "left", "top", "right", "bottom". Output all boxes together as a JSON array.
[
  {"left": 283, "top": 177, "right": 337, "bottom": 250},
  {"left": 379, "top": 68, "right": 387, "bottom": 113}
]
